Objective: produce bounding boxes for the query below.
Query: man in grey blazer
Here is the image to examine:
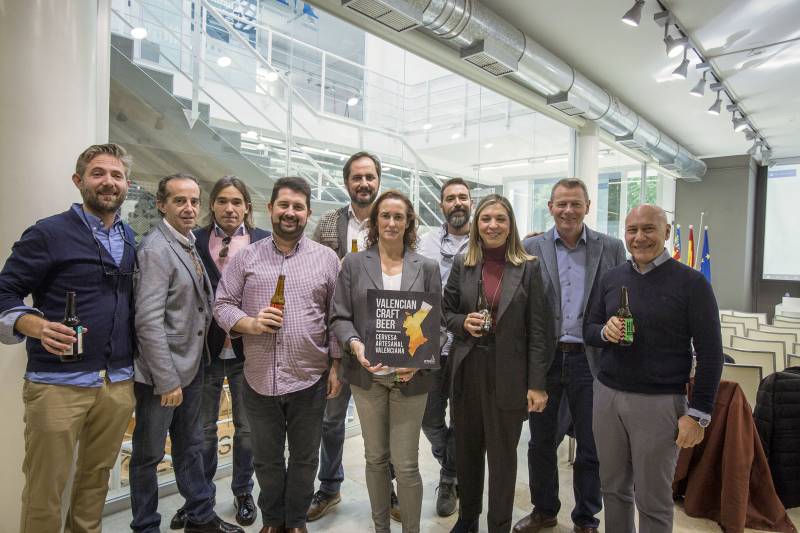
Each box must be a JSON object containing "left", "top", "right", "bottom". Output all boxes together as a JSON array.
[
  {"left": 130, "top": 173, "right": 242, "bottom": 533},
  {"left": 514, "top": 178, "right": 626, "bottom": 533}
]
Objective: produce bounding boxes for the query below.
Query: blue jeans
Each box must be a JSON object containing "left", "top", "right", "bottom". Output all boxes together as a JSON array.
[
  {"left": 130, "top": 370, "right": 215, "bottom": 532},
  {"left": 527, "top": 350, "right": 601, "bottom": 528},
  {"left": 317, "top": 381, "right": 351, "bottom": 494},
  {"left": 421, "top": 361, "right": 457, "bottom": 483},
  {"left": 245, "top": 375, "right": 327, "bottom": 528},
  {"left": 200, "top": 357, "right": 254, "bottom": 497}
]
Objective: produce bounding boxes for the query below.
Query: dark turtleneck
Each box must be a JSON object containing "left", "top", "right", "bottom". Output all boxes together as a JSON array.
[{"left": 481, "top": 242, "right": 507, "bottom": 319}]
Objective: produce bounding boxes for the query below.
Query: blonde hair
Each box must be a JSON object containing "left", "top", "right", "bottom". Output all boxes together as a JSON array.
[{"left": 464, "top": 194, "right": 534, "bottom": 267}]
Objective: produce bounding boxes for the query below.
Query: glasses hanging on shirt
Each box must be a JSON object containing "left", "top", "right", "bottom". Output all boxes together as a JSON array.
[
  {"left": 81, "top": 210, "right": 139, "bottom": 277},
  {"left": 218, "top": 235, "right": 232, "bottom": 259}
]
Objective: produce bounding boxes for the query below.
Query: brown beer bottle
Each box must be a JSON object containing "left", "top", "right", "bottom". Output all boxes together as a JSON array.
[
  {"left": 351, "top": 238, "right": 359, "bottom": 253},
  {"left": 271, "top": 274, "right": 286, "bottom": 312},
  {"left": 61, "top": 291, "right": 84, "bottom": 362},
  {"left": 617, "top": 286, "right": 634, "bottom": 346}
]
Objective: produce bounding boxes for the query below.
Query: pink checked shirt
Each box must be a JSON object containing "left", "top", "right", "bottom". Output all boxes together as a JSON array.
[{"left": 214, "top": 235, "right": 341, "bottom": 396}]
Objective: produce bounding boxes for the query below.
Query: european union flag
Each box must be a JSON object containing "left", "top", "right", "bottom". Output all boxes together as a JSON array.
[{"left": 699, "top": 226, "right": 711, "bottom": 283}]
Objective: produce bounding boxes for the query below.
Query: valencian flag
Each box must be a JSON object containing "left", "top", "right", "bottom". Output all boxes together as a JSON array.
[
  {"left": 699, "top": 226, "right": 712, "bottom": 282},
  {"left": 687, "top": 225, "right": 695, "bottom": 268},
  {"left": 672, "top": 224, "right": 682, "bottom": 260}
]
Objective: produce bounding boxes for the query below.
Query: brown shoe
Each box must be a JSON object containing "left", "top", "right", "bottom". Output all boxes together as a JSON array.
[
  {"left": 306, "top": 490, "right": 341, "bottom": 521},
  {"left": 573, "top": 527, "right": 598, "bottom": 533},
  {"left": 259, "top": 527, "right": 284, "bottom": 533},
  {"left": 512, "top": 510, "right": 557, "bottom": 533}
]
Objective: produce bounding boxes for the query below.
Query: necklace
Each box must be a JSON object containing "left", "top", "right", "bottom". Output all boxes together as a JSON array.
[{"left": 481, "top": 264, "right": 505, "bottom": 310}]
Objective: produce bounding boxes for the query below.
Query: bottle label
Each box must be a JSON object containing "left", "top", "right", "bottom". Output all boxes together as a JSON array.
[
  {"left": 64, "top": 326, "right": 84, "bottom": 357},
  {"left": 622, "top": 318, "right": 634, "bottom": 344}
]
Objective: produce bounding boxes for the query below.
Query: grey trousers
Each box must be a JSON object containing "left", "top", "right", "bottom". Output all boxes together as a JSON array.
[
  {"left": 592, "top": 380, "right": 687, "bottom": 533},
  {"left": 351, "top": 374, "right": 428, "bottom": 533}
]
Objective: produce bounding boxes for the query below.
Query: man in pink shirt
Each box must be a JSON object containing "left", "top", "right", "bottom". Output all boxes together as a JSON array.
[
  {"left": 214, "top": 176, "right": 342, "bottom": 533},
  {"left": 169, "top": 177, "right": 271, "bottom": 530}
]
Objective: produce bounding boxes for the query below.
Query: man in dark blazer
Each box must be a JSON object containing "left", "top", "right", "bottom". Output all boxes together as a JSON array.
[
  {"left": 514, "top": 178, "right": 626, "bottom": 533},
  {"left": 169, "top": 177, "right": 270, "bottom": 529},
  {"left": 131, "top": 173, "right": 242, "bottom": 533},
  {"left": 309, "top": 151, "right": 394, "bottom": 521}
]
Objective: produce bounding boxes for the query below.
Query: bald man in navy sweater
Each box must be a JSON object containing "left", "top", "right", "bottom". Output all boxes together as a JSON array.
[{"left": 584, "top": 204, "right": 723, "bottom": 533}]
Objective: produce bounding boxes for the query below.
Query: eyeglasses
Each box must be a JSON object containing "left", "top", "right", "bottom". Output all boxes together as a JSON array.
[
  {"left": 218, "top": 235, "right": 232, "bottom": 259},
  {"left": 81, "top": 210, "right": 139, "bottom": 276},
  {"left": 439, "top": 232, "right": 469, "bottom": 263}
]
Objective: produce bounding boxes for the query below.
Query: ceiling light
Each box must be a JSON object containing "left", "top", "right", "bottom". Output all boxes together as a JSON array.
[
  {"left": 689, "top": 72, "right": 706, "bottom": 97},
  {"left": 744, "top": 129, "right": 757, "bottom": 141},
  {"left": 245, "top": 130, "right": 258, "bottom": 139},
  {"left": 663, "top": 24, "right": 688, "bottom": 58},
  {"left": 347, "top": 96, "right": 359, "bottom": 106},
  {"left": 130, "top": 27, "right": 148, "bottom": 40},
  {"left": 451, "top": 132, "right": 461, "bottom": 139},
  {"left": 707, "top": 92, "right": 722, "bottom": 115},
  {"left": 265, "top": 71, "right": 279, "bottom": 82},
  {"left": 733, "top": 114, "right": 749, "bottom": 132},
  {"left": 422, "top": 123, "right": 433, "bottom": 130},
  {"left": 621, "top": 0, "right": 645, "bottom": 27},
  {"left": 217, "top": 56, "right": 232, "bottom": 67},
  {"left": 672, "top": 49, "right": 689, "bottom": 79},
  {"left": 746, "top": 141, "right": 761, "bottom": 156},
  {"left": 484, "top": 142, "right": 494, "bottom": 149}
]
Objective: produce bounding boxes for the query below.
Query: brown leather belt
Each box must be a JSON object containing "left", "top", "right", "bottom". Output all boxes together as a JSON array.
[{"left": 557, "top": 342, "right": 584, "bottom": 353}]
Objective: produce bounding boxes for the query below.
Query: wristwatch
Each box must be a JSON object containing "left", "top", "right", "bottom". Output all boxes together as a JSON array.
[{"left": 688, "top": 414, "right": 711, "bottom": 428}]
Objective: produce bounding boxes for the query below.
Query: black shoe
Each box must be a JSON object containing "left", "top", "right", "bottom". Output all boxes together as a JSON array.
[
  {"left": 436, "top": 481, "right": 458, "bottom": 517},
  {"left": 234, "top": 493, "right": 257, "bottom": 526},
  {"left": 450, "top": 516, "right": 479, "bottom": 533},
  {"left": 169, "top": 507, "right": 187, "bottom": 530},
  {"left": 185, "top": 515, "right": 245, "bottom": 533},
  {"left": 390, "top": 489, "right": 401, "bottom": 522}
]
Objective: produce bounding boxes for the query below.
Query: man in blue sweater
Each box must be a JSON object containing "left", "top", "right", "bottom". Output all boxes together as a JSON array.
[
  {"left": 0, "top": 143, "right": 138, "bottom": 533},
  {"left": 584, "top": 204, "right": 723, "bottom": 533}
]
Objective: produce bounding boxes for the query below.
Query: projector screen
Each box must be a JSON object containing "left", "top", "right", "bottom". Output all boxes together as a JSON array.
[{"left": 763, "top": 163, "right": 800, "bottom": 281}]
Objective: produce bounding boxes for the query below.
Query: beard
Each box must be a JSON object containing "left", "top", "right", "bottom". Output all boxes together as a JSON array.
[
  {"left": 349, "top": 186, "right": 378, "bottom": 207},
  {"left": 271, "top": 214, "right": 306, "bottom": 241},
  {"left": 446, "top": 208, "right": 470, "bottom": 229},
  {"left": 81, "top": 185, "right": 126, "bottom": 215}
]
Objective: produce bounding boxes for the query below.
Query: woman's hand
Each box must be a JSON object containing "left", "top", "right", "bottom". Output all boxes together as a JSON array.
[
  {"left": 463, "top": 312, "right": 486, "bottom": 338},
  {"left": 527, "top": 389, "right": 548, "bottom": 413},
  {"left": 350, "top": 338, "right": 385, "bottom": 374},
  {"left": 395, "top": 367, "right": 417, "bottom": 383}
]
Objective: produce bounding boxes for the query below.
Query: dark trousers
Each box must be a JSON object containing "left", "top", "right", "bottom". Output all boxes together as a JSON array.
[
  {"left": 421, "top": 359, "right": 457, "bottom": 484},
  {"left": 130, "top": 370, "right": 215, "bottom": 532},
  {"left": 200, "top": 357, "right": 254, "bottom": 497},
  {"left": 528, "top": 349, "right": 601, "bottom": 528},
  {"left": 245, "top": 374, "right": 327, "bottom": 528},
  {"left": 317, "top": 381, "right": 351, "bottom": 494},
  {"left": 452, "top": 342, "right": 525, "bottom": 533}
]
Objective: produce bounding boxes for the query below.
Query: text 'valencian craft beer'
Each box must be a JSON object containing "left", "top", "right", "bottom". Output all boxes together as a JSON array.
[
  {"left": 618, "top": 286, "right": 634, "bottom": 347},
  {"left": 61, "top": 291, "right": 84, "bottom": 362}
]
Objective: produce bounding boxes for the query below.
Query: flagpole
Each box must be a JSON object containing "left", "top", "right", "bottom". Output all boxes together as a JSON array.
[{"left": 696, "top": 212, "right": 705, "bottom": 269}]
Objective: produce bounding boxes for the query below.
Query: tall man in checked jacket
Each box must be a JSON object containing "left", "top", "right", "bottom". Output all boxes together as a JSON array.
[
  {"left": 0, "top": 143, "right": 137, "bottom": 533},
  {"left": 307, "top": 151, "right": 388, "bottom": 521},
  {"left": 515, "top": 178, "right": 627, "bottom": 533},
  {"left": 169, "top": 176, "right": 271, "bottom": 529},
  {"left": 130, "top": 173, "right": 242, "bottom": 533}
]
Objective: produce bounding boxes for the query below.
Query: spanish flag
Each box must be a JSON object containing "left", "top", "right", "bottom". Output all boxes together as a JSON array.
[{"left": 687, "top": 225, "right": 695, "bottom": 268}]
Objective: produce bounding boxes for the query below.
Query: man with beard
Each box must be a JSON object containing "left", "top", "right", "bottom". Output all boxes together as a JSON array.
[
  {"left": 416, "top": 177, "right": 472, "bottom": 517},
  {"left": 308, "top": 151, "right": 389, "bottom": 521},
  {"left": 215, "top": 177, "right": 341, "bottom": 533},
  {"left": 131, "top": 173, "right": 242, "bottom": 533},
  {"left": 515, "top": 178, "right": 626, "bottom": 533},
  {"left": 0, "top": 144, "right": 138, "bottom": 532}
]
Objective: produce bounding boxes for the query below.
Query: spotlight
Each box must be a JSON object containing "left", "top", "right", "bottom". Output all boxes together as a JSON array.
[
  {"left": 663, "top": 24, "right": 688, "bottom": 58},
  {"left": 707, "top": 92, "right": 722, "bottom": 115},
  {"left": 689, "top": 72, "right": 706, "bottom": 97},
  {"left": 217, "top": 56, "right": 232, "bottom": 67},
  {"left": 130, "top": 27, "right": 148, "bottom": 40},
  {"left": 733, "top": 114, "right": 749, "bottom": 132},
  {"left": 672, "top": 49, "right": 689, "bottom": 79},
  {"left": 621, "top": 0, "right": 645, "bottom": 27},
  {"left": 347, "top": 96, "right": 359, "bottom": 106}
]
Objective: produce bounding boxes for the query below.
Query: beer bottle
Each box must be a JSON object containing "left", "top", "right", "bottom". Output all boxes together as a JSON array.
[
  {"left": 271, "top": 274, "right": 286, "bottom": 312},
  {"left": 477, "top": 277, "right": 492, "bottom": 334},
  {"left": 617, "top": 286, "right": 634, "bottom": 346},
  {"left": 61, "top": 291, "right": 84, "bottom": 362},
  {"left": 351, "top": 238, "right": 359, "bottom": 253}
]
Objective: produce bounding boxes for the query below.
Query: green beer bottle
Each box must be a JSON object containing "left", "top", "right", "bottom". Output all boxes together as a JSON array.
[{"left": 618, "top": 286, "right": 634, "bottom": 347}]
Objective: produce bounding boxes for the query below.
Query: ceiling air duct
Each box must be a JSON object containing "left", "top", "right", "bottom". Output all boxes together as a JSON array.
[{"left": 341, "top": 0, "right": 426, "bottom": 32}]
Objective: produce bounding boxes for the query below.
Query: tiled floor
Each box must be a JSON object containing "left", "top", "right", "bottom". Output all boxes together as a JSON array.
[{"left": 105, "top": 424, "right": 799, "bottom": 532}]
